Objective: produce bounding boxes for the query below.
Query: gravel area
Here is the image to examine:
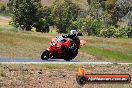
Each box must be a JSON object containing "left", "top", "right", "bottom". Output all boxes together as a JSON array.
[{"left": 0, "top": 64, "right": 132, "bottom": 88}]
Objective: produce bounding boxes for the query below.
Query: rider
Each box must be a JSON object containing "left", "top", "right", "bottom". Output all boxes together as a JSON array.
[{"left": 62, "top": 30, "right": 80, "bottom": 54}]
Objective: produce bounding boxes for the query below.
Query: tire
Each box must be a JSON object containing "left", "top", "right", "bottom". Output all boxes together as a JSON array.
[
  {"left": 64, "top": 58, "right": 71, "bottom": 61},
  {"left": 41, "top": 50, "right": 49, "bottom": 60},
  {"left": 76, "top": 76, "right": 87, "bottom": 86},
  {"left": 71, "top": 50, "right": 78, "bottom": 59},
  {"left": 64, "top": 55, "right": 72, "bottom": 61},
  {"left": 64, "top": 49, "right": 78, "bottom": 61}
]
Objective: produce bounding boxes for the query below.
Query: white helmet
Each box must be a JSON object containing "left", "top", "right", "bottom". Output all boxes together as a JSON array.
[{"left": 70, "top": 30, "right": 78, "bottom": 35}]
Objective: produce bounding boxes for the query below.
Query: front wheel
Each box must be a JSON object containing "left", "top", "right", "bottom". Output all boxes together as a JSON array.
[{"left": 41, "top": 50, "right": 50, "bottom": 60}]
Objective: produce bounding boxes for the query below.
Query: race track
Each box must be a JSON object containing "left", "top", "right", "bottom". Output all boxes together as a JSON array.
[{"left": 0, "top": 58, "right": 131, "bottom": 65}]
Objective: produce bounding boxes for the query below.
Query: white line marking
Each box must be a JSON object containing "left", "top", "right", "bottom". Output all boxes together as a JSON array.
[
  {"left": 0, "top": 62, "right": 114, "bottom": 65},
  {"left": 1, "top": 62, "right": 132, "bottom": 65},
  {"left": 0, "top": 58, "right": 132, "bottom": 65}
]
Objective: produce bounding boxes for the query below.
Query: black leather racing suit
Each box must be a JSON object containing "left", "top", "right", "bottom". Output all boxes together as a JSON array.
[{"left": 62, "top": 34, "right": 80, "bottom": 54}]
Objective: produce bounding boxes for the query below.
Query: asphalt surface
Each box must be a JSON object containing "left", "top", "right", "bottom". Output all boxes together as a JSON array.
[
  {"left": 0, "top": 57, "right": 132, "bottom": 65},
  {"left": 0, "top": 57, "right": 115, "bottom": 65}
]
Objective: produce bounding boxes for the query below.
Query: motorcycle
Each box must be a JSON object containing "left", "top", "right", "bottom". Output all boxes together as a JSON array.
[{"left": 41, "top": 36, "right": 86, "bottom": 61}]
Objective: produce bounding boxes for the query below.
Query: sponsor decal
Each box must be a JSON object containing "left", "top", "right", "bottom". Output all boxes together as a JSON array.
[{"left": 76, "top": 67, "right": 131, "bottom": 85}]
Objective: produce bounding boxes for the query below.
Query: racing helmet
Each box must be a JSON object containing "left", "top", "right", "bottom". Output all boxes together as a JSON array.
[{"left": 70, "top": 30, "right": 78, "bottom": 35}]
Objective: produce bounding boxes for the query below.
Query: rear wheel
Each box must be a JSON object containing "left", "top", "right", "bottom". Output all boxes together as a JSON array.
[
  {"left": 64, "top": 54, "right": 72, "bottom": 61},
  {"left": 41, "top": 50, "right": 49, "bottom": 60},
  {"left": 71, "top": 50, "right": 78, "bottom": 59},
  {"left": 64, "top": 49, "right": 78, "bottom": 61},
  {"left": 64, "top": 58, "right": 71, "bottom": 61}
]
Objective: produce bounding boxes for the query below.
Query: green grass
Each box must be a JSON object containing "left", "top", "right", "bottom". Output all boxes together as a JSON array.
[
  {"left": 79, "top": 36, "right": 132, "bottom": 62},
  {"left": 0, "top": 25, "right": 20, "bottom": 32},
  {"left": 0, "top": 32, "right": 51, "bottom": 58},
  {"left": 81, "top": 45, "right": 132, "bottom": 62}
]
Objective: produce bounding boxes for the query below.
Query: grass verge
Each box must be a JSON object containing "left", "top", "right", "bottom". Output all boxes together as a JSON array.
[
  {"left": 0, "top": 32, "right": 51, "bottom": 58},
  {"left": 79, "top": 36, "right": 132, "bottom": 62}
]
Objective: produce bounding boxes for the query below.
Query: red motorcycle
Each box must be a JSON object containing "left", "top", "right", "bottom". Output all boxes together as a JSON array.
[{"left": 41, "top": 36, "right": 86, "bottom": 61}]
